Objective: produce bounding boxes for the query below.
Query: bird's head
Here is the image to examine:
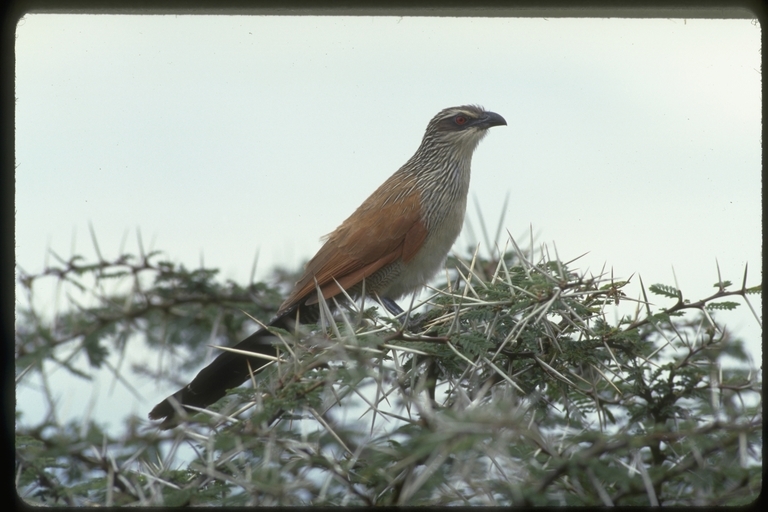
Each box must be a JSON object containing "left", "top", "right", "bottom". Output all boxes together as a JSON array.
[{"left": 422, "top": 105, "right": 507, "bottom": 155}]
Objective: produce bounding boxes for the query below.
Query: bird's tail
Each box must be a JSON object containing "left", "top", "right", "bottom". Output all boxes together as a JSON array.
[{"left": 148, "top": 312, "right": 297, "bottom": 429}]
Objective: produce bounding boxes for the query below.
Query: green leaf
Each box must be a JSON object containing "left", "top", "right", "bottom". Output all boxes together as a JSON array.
[
  {"left": 706, "top": 301, "right": 740, "bottom": 311},
  {"left": 649, "top": 284, "right": 681, "bottom": 299}
]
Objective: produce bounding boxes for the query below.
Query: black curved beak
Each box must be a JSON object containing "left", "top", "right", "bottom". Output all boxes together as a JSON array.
[{"left": 476, "top": 110, "right": 507, "bottom": 129}]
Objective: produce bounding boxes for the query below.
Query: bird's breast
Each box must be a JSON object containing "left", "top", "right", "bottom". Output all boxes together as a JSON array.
[{"left": 378, "top": 167, "right": 470, "bottom": 299}]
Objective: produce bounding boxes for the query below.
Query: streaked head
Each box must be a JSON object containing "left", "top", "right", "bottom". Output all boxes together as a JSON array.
[{"left": 422, "top": 104, "right": 507, "bottom": 153}]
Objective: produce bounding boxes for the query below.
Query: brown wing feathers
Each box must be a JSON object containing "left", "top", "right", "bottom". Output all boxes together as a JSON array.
[{"left": 279, "top": 179, "right": 427, "bottom": 313}]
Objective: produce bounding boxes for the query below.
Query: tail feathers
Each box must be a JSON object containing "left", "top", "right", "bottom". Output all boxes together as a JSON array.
[{"left": 148, "top": 323, "right": 284, "bottom": 428}]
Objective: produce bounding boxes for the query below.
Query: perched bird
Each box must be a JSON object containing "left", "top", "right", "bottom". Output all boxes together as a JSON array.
[{"left": 149, "top": 105, "right": 506, "bottom": 428}]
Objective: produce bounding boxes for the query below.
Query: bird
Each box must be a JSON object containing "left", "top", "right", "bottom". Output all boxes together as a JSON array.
[{"left": 149, "top": 105, "right": 506, "bottom": 428}]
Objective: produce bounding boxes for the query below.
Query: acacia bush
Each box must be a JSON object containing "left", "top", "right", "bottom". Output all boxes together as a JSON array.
[{"left": 15, "top": 236, "right": 762, "bottom": 505}]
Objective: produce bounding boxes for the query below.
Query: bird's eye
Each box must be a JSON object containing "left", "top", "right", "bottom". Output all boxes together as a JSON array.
[{"left": 454, "top": 115, "right": 468, "bottom": 125}]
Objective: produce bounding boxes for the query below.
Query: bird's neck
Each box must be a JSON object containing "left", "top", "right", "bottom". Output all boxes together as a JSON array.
[{"left": 403, "top": 140, "right": 477, "bottom": 231}]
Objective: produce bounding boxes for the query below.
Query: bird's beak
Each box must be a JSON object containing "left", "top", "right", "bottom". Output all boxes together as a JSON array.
[{"left": 476, "top": 111, "right": 507, "bottom": 129}]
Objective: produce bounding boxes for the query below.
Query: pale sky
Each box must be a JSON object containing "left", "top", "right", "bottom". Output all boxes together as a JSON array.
[{"left": 15, "top": 14, "right": 762, "bottom": 431}]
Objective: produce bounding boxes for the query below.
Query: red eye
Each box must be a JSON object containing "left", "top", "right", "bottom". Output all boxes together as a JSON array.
[{"left": 454, "top": 115, "right": 468, "bottom": 125}]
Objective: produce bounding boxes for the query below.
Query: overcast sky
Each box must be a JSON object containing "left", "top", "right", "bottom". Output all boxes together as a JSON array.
[{"left": 15, "top": 14, "right": 762, "bottom": 431}]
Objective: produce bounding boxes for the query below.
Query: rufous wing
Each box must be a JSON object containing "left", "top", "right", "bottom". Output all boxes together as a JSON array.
[{"left": 278, "top": 182, "right": 427, "bottom": 314}]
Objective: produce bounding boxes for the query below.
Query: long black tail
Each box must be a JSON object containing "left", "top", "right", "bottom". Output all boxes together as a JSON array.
[{"left": 148, "top": 310, "right": 300, "bottom": 429}]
